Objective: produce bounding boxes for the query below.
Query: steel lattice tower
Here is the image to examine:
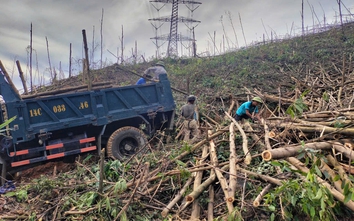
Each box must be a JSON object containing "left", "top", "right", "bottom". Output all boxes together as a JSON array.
[{"left": 149, "top": 0, "right": 201, "bottom": 57}]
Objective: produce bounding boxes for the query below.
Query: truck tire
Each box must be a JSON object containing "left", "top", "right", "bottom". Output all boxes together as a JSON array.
[{"left": 107, "top": 126, "right": 149, "bottom": 161}]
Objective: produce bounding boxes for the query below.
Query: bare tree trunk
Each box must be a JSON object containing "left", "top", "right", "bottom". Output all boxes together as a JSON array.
[
  {"left": 100, "top": 8, "right": 104, "bottom": 69},
  {"left": 69, "top": 43, "right": 72, "bottom": 78},
  {"left": 120, "top": 25, "right": 124, "bottom": 64},
  {"left": 337, "top": 0, "right": 344, "bottom": 35},
  {"left": 228, "top": 122, "right": 237, "bottom": 202},
  {"left": 238, "top": 12, "right": 247, "bottom": 46},
  {"left": 30, "top": 23, "right": 33, "bottom": 92},
  {"left": 301, "top": 0, "right": 304, "bottom": 36},
  {"left": 227, "top": 11, "right": 239, "bottom": 48},
  {"left": 225, "top": 112, "right": 252, "bottom": 164},
  {"left": 209, "top": 130, "right": 234, "bottom": 214},
  {"left": 45, "top": 36, "right": 53, "bottom": 81},
  {"left": 207, "top": 184, "right": 214, "bottom": 221},
  {"left": 16, "top": 60, "right": 28, "bottom": 94},
  {"left": 91, "top": 26, "right": 95, "bottom": 68},
  {"left": 262, "top": 142, "right": 332, "bottom": 161},
  {"left": 190, "top": 145, "right": 208, "bottom": 219},
  {"left": 82, "top": 30, "right": 92, "bottom": 91}
]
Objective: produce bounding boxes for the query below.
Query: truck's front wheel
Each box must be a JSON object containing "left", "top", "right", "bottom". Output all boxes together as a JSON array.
[{"left": 107, "top": 126, "right": 149, "bottom": 161}]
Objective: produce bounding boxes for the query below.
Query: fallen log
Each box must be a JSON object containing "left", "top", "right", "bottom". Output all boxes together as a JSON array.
[
  {"left": 262, "top": 142, "right": 332, "bottom": 161},
  {"left": 271, "top": 123, "right": 354, "bottom": 136},
  {"left": 208, "top": 130, "right": 234, "bottom": 214},
  {"left": 224, "top": 112, "right": 252, "bottom": 165},
  {"left": 190, "top": 145, "right": 209, "bottom": 219},
  {"left": 228, "top": 122, "right": 238, "bottom": 204},
  {"left": 207, "top": 184, "right": 215, "bottom": 221}
]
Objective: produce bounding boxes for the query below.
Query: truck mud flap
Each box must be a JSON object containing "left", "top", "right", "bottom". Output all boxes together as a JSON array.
[{"left": 10, "top": 137, "right": 96, "bottom": 167}]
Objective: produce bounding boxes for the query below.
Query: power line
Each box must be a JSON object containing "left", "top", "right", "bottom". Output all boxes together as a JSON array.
[{"left": 148, "top": 0, "right": 201, "bottom": 57}]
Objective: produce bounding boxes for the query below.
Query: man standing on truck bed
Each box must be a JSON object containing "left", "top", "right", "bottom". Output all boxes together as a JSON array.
[
  {"left": 143, "top": 61, "right": 166, "bottom": 81},
  {"left": 181, "top": 95, "right": 199, "bottom": 144}
]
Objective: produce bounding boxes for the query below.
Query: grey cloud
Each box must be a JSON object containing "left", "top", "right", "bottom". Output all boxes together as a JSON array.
[{"left": 1, "top": 0, "right": 353, "bottom": 90}]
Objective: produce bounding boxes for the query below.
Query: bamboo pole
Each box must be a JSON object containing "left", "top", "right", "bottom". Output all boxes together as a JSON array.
[{"left": 262, "top": 142, "right": 332, "bottom": 161}]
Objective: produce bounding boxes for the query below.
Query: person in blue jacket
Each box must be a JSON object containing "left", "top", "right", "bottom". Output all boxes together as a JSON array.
[
  {"left": 135, "top": 74, "right": 152, "bottom": 85},
  {"left": 235, "top": 97, "right": 263, "bottom": 122}
]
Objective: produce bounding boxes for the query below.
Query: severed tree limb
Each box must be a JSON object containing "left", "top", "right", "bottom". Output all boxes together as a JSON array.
[
  {"left": 190, "top": 145, "right": 209, "bottom": 220},
  {"left": 225, "top": 112, "right": 252, "bottom": 164},
  {"left": 209, "top": 130, "right": 234, "bottom": 214},
  {"left": 262, "top": 141, "right": 333, "bottom": 161},
  {"left": 22, "top": 81, "right": 111, "bottom": 99},
  {"left": 161, "top": 177, "right": 193, "bottom": 217},
  {"left": 173, "top": 127, "right": 227, "bottom": 162},
  {"left": 319, "top": 158, "right": 344, "bottom": 193},
  {"left": 327, "top": 155, "right": 352, "bottom": 185},
  {"left": 228, "top": 122, "right": 238, "bottom": 204},
  {"left": 114, "top": 162, "right": 149, "bottom": 221},
  {"left": 272, "top": 122, "right": 354, "bottom": 136},
  {"left": 207, "top": 183, "right": 215, "bottom": 221},
  {"left": 287, "top": 157, "right": 354, "bottom": 212},
  {"left": 237, "top": 168, "right": 282, "bottom": 186},
  {"left": 244, "top": 121, "right": 266, "bottom": 151},
  {"left": 183, "top": 165, "right": 230, "bottom": 211},
  {"left": 253, "top": 183, "right": 272, "bottom": 207},
  {"left": 332, "top": 142, "right": 354, "bottom": 162},
  {"left": 227, "top": 99, "right": 236, "bottom": 116}
]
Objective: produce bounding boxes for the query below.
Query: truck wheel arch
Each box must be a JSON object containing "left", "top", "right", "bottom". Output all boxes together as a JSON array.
[{"left": 106, "top": 126, "right": 149, "bottom": 161}]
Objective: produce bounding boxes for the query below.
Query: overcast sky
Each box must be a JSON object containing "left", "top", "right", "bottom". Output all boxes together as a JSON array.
[{"left": 1, "top": 0, "right": 353, "bottom": 91}]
